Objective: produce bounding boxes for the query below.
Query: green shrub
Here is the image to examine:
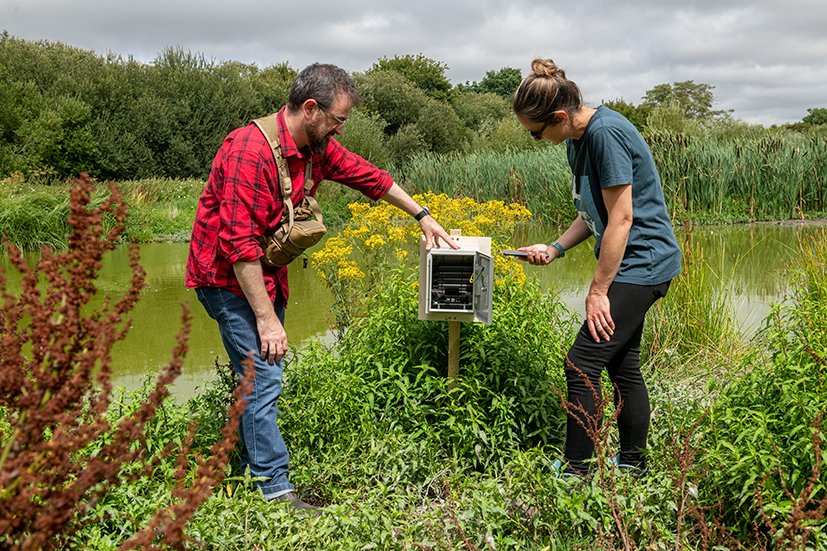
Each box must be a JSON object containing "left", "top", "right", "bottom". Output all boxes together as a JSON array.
[
  {"left": 0, "top": 36, "right": 294, "bottom": 181},
  {"left": 335, "top": 108, "right": 394, "bottom": 169},
  {"left": 369, "top": 54, "right": 452, "bottom": 101},
  {"left": 387, "top": 123, "right": 428, "bottom": 166},
  {"left": 451, "top": 91, "right": 512, "bottom": 131},
  {"left": 486, "top": 115, "right": 546, "bottom": 152},
  {"left": 415, "top": 98, "right": 468, "bottom": 154},
  {"left": 697, "top": 234, "right": 827, "bottom": 546},
  {"left": 280, "top": 272, "right": 575, "bottom": 482},
  {"left": 353, "top": 69, "right": 429, "bottom": 134}
]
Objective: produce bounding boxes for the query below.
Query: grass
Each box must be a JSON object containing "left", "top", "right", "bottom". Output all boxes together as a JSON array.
[
  {"left": 39, "top": 226, "right": 824, "bottom": 549},
  {"left": 2, "top": 189, "right": 824, "bottom": 547},
  {"left": 0, "top": 175, "right": 377, "bottom": 251},
  {"left": 401, "top": 146, "right": 575, "bottom": 226},
  {"left": 648, "top": 130, "right": 827, "bottom": 223}
]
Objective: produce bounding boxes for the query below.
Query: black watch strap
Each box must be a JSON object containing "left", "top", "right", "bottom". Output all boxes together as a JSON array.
[{"left": 414, "top": 206, "right": 431, "bottom": 221}]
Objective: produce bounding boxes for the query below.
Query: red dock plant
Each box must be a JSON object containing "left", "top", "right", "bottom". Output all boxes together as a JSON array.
[{"left": 0, "top": 174, "right": 250, "bottom": 549}]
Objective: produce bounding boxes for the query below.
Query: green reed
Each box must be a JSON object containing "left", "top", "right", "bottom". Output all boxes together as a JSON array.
[
  {"left": 644, "top": 223, "right": 742, "bottom": 380},
  {"left": 648, "top": 130, "right": 827, "bottom": 222},
  {"left": 400, "top": 130, "right": 827, "bottom": 225},
  {"left": 401, "top": 146, "right": 576, "bottom": 225}
]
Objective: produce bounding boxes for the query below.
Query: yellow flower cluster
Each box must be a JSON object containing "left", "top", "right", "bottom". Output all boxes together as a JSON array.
[
  {"left": 394, "top": 249, "right": 409, "bottom": 261},
  {"left": 312, "top": 192, "right": 533, "bottom": 325},
  {"left": 387, "top": 226, "right": 407, "bottom": 243},
  {"left": 494, "top": 254, "right": 527, "bottom": 286},
  {"left": 410, "top": 192, "right": 532, "bottom": 242},
  {"left": 364, "top": 234, "right": 386, "bottom": 250},
  {"left": 337, "top": 260, "right": 365, "bottom": 280},
  {"left": 311, "top": 236, "right": 352, "bottom": 265}
]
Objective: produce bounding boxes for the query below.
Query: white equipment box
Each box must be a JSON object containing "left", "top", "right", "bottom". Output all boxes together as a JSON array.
[{"left": 417, "top": 235, "right": 493, "bottom": 325}]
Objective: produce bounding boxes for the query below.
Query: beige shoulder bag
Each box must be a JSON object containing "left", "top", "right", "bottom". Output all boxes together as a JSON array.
[{"left": 252, "top": 114, "right": 327, "bottom": 267}]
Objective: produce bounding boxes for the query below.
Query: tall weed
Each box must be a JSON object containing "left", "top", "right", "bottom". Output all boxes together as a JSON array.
[
  {"left": 0, "top": 174, "right": 250, "bottom": 549},
  {"left": 644, "top": 223, "right": 742, "bottom": 382}
]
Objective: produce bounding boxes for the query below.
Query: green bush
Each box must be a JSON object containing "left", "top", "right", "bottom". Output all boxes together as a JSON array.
[
  {"left": 280, "top": 272, "right": 575, "bottom": 482},
  {"left": 415, "top": 98, "right": 468, "bottom": 154},
  {"left": 369, "top": 54, "right": 452, "bottom": 101},
  {"left": 697, "top": 235, "right": 827, "bottom": 546},
  {"left": 486, "top": 115, "right": 545, "bottom": 152},
  {"left": 387, "top": 123, "right": 429, "bottom": 166},
  {"left": 451, "top": 91, "right": 512, "bottom": 131},
  {"left": 15, "top": 96, "right": 99, "bottom": 177},
  {"left": 0, "top": 36, "right": 294, "bottom": 181},
  {"left": 353, "top": 69, "right": 430, "bottom": 134},
  {"left": 54, "top": 227, "right": 827, "bottom": 549},
  {"left": 335, "top": 108, "right": 394, "bottom": 169}
]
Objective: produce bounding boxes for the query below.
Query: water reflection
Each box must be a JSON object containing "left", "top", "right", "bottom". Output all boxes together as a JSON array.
[{"left": 2, "top": 223, "right": 823, "bottom": 399}]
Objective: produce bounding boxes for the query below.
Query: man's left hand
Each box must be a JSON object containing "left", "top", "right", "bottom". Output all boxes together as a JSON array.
[{"left": 419, "top": 216, "right": 460, "bottom": 251}]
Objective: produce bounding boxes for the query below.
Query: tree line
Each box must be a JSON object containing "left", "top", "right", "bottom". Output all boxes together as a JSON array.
[{"left": 1, "top": 33, "right": 825, "bottom": 182}]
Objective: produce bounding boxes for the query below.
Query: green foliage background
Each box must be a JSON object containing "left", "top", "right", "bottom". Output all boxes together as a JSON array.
[
  {"left": 48, "top": 233, "right": 827, "bottom": 549},
  {"left": 3, "top": 33, "right": 826, "bottom": 240},
  {"left": 3, "top": 31, "right": 827, "bottom": 550}
]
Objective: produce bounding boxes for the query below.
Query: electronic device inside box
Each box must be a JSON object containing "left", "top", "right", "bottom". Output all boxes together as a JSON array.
[{"left": 418, "top": 235, "right": 493, "bottom": 325}]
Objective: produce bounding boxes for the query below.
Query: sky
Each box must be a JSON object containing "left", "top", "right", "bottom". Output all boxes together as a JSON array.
[{"left": 2, "top": 0, "right": 826, "bottom": 126}]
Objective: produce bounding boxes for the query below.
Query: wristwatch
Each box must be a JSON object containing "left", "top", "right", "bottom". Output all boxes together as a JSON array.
[
  {"left": 550, "top": 241, "right": 566, "bottom": 258},
  {"left": 414, "top": 206, "right": 431, "bottom": 221}
]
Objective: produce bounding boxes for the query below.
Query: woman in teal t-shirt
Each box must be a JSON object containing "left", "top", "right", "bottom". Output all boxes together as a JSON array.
[{"left": 513, "top": 58, "right": 682, "bottom": 477}]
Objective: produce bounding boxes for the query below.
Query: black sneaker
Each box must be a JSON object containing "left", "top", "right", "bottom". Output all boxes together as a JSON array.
[{"left": 273, "top": 492, "right": 321, "bottom": 515}]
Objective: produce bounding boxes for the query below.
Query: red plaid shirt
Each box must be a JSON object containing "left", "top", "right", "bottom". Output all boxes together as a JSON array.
[{"left": 186, "top": 108, "right": 393, "bottom": 302}]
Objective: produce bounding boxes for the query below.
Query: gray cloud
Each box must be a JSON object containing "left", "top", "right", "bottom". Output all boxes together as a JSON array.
[{"left": 2, "top": 0, "right": 825, "bottom": 125}]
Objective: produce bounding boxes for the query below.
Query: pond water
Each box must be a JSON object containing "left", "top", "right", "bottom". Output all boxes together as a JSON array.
[{"left": 3, "top": 222, "right": 823, "bottom": 399}]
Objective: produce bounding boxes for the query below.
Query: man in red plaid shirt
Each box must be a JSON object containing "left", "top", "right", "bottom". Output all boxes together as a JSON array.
[{"left": 186, "top": 63, "right": 457, "bottom": 512}]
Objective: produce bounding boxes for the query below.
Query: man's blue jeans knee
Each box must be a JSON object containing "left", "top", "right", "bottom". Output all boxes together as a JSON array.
[{"left": 196, "top": 286, "right": 294, "bottom": 498}]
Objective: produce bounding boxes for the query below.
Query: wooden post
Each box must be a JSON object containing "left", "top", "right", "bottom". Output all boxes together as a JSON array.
[
  {"left": 446, "top": 228, "right": 463, "bottom": 389},
  {"left": 447, "top": 321, "right": 460, "bottom": 389}
]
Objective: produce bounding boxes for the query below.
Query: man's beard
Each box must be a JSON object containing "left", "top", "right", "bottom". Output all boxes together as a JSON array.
[{"left": 307, "top": 121, "right": 333, "bottom": 154}]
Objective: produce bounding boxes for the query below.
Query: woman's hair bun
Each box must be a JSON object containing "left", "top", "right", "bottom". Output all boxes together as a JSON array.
[{"left": 531, "top": 58, "right": 566, "bottom": 79}]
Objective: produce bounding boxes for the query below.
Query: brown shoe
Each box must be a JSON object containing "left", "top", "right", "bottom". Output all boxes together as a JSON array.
[{"left": 274, "top": 491, "right": 320, "bottom": 515}]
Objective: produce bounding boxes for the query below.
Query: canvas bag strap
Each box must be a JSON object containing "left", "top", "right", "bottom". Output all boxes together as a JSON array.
[
  {"left": 253, "top": 113, "right": 309, "bottom": 241},
  {"left": 304, "top": 180, "right": 323, "bottom": 225}
]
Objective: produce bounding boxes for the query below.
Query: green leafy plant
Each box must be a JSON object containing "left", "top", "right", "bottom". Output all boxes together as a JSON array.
[{"left": 695, "top": 232, "right": 827, "bottom": 547}]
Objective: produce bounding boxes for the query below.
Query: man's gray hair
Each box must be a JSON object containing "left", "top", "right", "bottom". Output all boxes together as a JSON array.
[{"left": 287, "top": 63, "right": 361, "bottom": 111}]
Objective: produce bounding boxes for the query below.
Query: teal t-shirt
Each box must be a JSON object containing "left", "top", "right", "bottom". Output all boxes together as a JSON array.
[{"left": 566, "top": 106, "right": 682, "bottom": 285}]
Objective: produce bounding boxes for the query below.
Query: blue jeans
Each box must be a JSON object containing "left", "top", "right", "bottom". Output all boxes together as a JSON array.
[{"left": 196, "top": 287, "right": 294, "bottom": 498}]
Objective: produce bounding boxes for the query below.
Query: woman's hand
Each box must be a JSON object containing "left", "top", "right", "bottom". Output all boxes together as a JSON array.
[
  {"left": 518, "top": 243, "right": 557, "bottom": 265},
  {"left": 585, "top": 291, "right": 615, "bottom": 342}
]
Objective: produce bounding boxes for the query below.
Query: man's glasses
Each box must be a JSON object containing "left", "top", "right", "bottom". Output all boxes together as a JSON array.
[{"left": 317, "top": 103, "right": 348, "bottom": 126}]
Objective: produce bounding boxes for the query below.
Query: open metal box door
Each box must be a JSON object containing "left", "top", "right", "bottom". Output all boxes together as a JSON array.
[{"left": 472, "top": 251, "right": 493, "bottom": 325}]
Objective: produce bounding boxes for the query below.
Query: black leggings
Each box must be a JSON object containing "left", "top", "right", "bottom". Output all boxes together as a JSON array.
[{"left": 564, "top": 280, "right": 670, "bottom": 474}]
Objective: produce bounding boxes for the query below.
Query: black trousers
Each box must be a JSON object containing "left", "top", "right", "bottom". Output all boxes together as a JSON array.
[{"left": 564, "top": 280, "right": 670, "bottom": 474}]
